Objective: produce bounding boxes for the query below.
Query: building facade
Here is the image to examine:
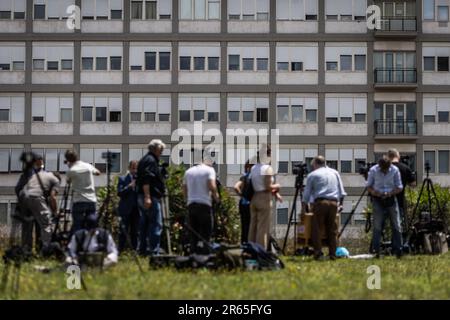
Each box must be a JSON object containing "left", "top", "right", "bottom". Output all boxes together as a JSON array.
[{"left": 1, "top": 0, "right": 450, "bottom": 239}]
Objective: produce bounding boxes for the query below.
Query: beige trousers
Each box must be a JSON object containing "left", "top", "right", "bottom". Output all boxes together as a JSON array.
[{"left": 249, "top": 191, "right": 272, "bottom": 250}]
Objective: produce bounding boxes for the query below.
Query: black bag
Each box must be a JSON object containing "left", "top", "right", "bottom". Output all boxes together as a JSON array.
[
  {"left": 241, "top": 174, "right": 254, "bottom": 202},
  {"left": 242, "top": 242, "right": 284, "bottom": 270}
]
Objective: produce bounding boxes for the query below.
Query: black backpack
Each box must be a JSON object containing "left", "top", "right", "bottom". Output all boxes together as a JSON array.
[{"left": 241, "top": 174, "right": 254, "bottom": 202}]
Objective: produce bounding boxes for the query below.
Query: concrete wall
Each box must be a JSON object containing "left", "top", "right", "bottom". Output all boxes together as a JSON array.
[
  {"left": 32, "top": 71, "right": 74, "bottom": 84},
  {"left": 129, "top": 123, "right": 172, "bottom": 135},
  {"left": 179, "top": 71, "right": 220, "bottom": 84},
  {"left": 423, "top": 22, "right": 450, "bottom": 34},
  {"left": 179, "top": 21, "right": 221, "bottom": 33},
  {"left": 423, "top": 73, "right": 450, "bottom": 85},
  {"left": 130, "top": 21, "right": 172, "bottom": 33},
  {"left": 31, "top": 123, "right": 73, "bottom": 135},
  {"left": 325, "top": 21, "right": 367, "bottom": 33},
  {"left": 227, "top": 21, "right": 270, "bottom": 33},
  {"left": 276, "top": 21, "right": 318, "bottom": 33},
  {"left": 129, "top": 71, "right": 171, "bottom": 84},
  {"left": 81, "top": 21, "right": 124, "bottom": 33},
  {"left": 33, "top": 21, "right": 74, "bottom": 33},
  {"left": 276, "top": 71, "right": 318, "bottom": 85},
  {"left": 0, "top": 72, "right": 25, "bottom": 84},
  {"left": 80, "top": 123, "right": 123, "bottom": 135},
  {"left": 0, "top": 124, "right": 24, "bottom": 135},
  {"left": 227, "top": 72, "right": 269, "bottom": 84},
  {"left": 81, "top": 71, "right": 123, "bottom": 84},
  {"left": 0, "top": 21, "right": 26, "bottom": 33},
  {"left": 423, "top": 124, "right": 450, "bottom": 136},
  {"left": 325, "top": 124, "right": 367, "bottom": 136},
  {"left": 276, "top": 123, "right": 318, "bottom": 136},
  {"left": 325, "top": 72, "right": 367, "bottom": 85}
]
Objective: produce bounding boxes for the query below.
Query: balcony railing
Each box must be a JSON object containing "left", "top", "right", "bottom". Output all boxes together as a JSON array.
[
  {"left": 378, "top": 16, "right": 417, "bottom": 32},
  {"left": 374, "top": 68, "right": 417, "bottom": 84},
  {"left": 374, "top": 119, "right": 417, "bottom": 136}
]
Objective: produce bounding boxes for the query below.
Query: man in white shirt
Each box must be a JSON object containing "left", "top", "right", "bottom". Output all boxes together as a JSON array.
[
  {"left": 64, "top": 150, "right": 100, "bottom": 234},
  {"left": 183, "top": 157, "right": 220, "bottom": 254}
]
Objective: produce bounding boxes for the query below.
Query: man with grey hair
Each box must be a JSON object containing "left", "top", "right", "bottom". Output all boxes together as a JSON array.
[
  {"left": 302, "top": 156, "right": 346, "bottom": 260},
  {"left": 136, "top": 139, "right": 166, "bottom": 255}
]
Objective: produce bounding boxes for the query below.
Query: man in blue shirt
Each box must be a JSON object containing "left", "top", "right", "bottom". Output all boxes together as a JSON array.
[
  {"left": 302, "top": 156, "right": 346, "bottom": 260},
  {"left": 366, "top": 156, "right": 403, "bottom": 258}
]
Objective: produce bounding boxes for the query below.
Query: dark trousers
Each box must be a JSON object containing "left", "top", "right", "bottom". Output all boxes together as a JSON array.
[
  {"left": 71, "top": 202, "right": 96, "bottom": 234},
  {"left": 187, "top": 203, "right": 213, "bottom": 254},
  {"left": 118, "top": 206, "right": 140, "bottom": 252},
  {"left": 239, "top": 202, "right": 251, "bottom": 244},
  {"left": 311, "top": 199, "right": 338, "bottom": 258}
]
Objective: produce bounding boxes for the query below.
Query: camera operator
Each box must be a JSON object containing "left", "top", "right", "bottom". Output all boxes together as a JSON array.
[
  {"left": 183, "top": 152, "right": 220, "bottom": 254},
  {"left": 136, "top": 139, "right": 166, "bottom": 256},
  {"left": 15, "top": 152, "right": 59, "bottom": 253},
  {"left": 234, "top": 161, "right": 253, "bottom": 244},
  {"left": 387, "top": 149, "right": 416, "bottom": 226},
  {"left": 117, "top": 160, "right": 139, "bottom": 252},
  {"left": 302, "top": 156, "right": 346, "bottom": 261},
  {"left": 64, "top": 150, "right": 101, "bottom": 234},
  {"left": 366, "top": 155, "right": 403, "bottom": 258}
]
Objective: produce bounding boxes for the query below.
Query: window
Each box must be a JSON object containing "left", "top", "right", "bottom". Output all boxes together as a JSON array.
[
  {"left": 228, "top": 111, "right": 239, "bottom": 121},
  {"left": 159, "top": 113, "right": 170, "bottom": 121},
  {"left": 0, "top": 11, "right": 11, "bottom": 19},
  {"left": 12, "top": 61, "right": 24, "bottom": 71},
  {"left": 145, "top": 52, "right": 156, "bottom": 70},
  {"left": 34, "top": 4, "right": 46, "bottom": 19},
  {"left": 355, "top": 113, "right": 366, "bottom": 122},
  {"left": 111, "top": 10, "right": 122, "bottom": 19},
  {"left": 82, "top": 106, "right": 93, "bottom": 121},
  {"left": 438, "top": 111, "right": 449, "bottom": 122},
  {"left": 0, "top": 109, "right": 9, "bottom": 122},
  {"left": 326, "top": 116, "right": 338, "bottom": 122},
  {"left": 33, "top": 115, "right": 44, "bottom": 122},
  {"left": 194, "top": 110, "right": 204, "bottom": 121},
  {"left": 326, "top": 160, "right": 338, "bottom": 170},
  {"left": 341, "top": 160, "right": 352, "bottom": 173},
  {"left": 305, "top": 109, "right": 317, "bottom": 122},
  {"left": 291, "top": 62, "right": 303, "bottom": 71},
  {"left": 180, "top": 56, "right": 191, "bottom": 70},
  {"left": 424, "top": 0, "right": 435, "bottom": 20},
  {"left": 110, "top": 111, "right": 121, "bottom": 122},
  {"left": 437, "top": 57, "right": 449, "bottom": 72},
  {"left": 243, "top": 58, "right": 254, "bottom": 71},
  {"left": 131, "top": 1, "right": 143, "bottom": 19},
  {"left": 278, "top": 160, "right": 289, "bottom": 174},
  {"left": 33, "top": 59, "right": 45, "bottom": 71},
  {"left": 277, "top": 105, "right": 289, "bottom": 122},
  {"left": 424, "top": 151, "right": 435, "bottom": 173},
  {"left": 0, "top": 150, "right": 9, "bottom": 172},
  {"left": 96, "top": 57, "right": 108, "bottom": 70},
  {"left": 277, "top": 62, "right": 289, "bottom": 71},
  {"left": 354, "top": 158, "right": 366, "bottom": 174},
  {"left": 438, "top": 6, "right": 449, "bottom": 22},
  {"left": 145, "top": 112, "right": 156, "bottom": 121},
  {"left": 256, "top": 108, "right": 268, "bottom": 122},
  {"left": 292, "top": 105, "right": 303, "bottom": 122},
  {"left": 208, "top": 0, "right": 220, "bottom": 19},
  {"left": 354, "top": 55, "right": 366, "bottom": 71},
  {"left": 194, "top": 57, "right": 205, "bottom": 71},
  {"left": 179, "top": 110, "right": 191, "bottom": 121},
  {"left": 82, "top": 57, "right": 94, "bottom": 70},
  {"left": 47, "top": 61, "right": 59, "bottom": 71},
  {"left": 243, "top": 111, "right": 254, "bottom": 122},
  {"left": 257, "top": 58, "right": 268, "bottom": 71},
  {"left": 438, "top": 150, "right": 449, "bottom": 173},
  {"left": 340, "top": 55, "right": 352, "bottom": 71},
  {"left": 14, "top": 12, "right": 25, "bottom": 19},
  {"left": 146, "top": 1, "right": 157, "bottom": 19},
  {"left": 0, "top": 64, "right": 10, "bottom": 71},
  {"left": 61, "top": 60, "right": 73, "bottom": 71},
  {"left": 326, "top": 61, "right": 338, "bottom": 71},
  {"left": 110, "top": 56, "right": 122, "bottom": 70},
  {"left": 159, "top": 52, "right": 170, "bottom": 70},
  {"left": 208, "top": 112, "right": 219, "bottom": 122},
  {"left": 130, "top": 112, "right": 141, "bottom": 121},
  {"left": 96, "top": 107, "right": 107, "bottom": 121},
  {"left": 424, "top": 56, "right": 435, "bottom": 71},
  {"left": 208, "top": 57, "right": 219, "bottom": 70},
  {"left": 424, "top": 115, "right": 435, "bottom": 122},
  {"left": 228, "top": 55, "right": 240, "bottom": 70},
  {"left": 60, "top": 108, "right": 72, "bottom": 123}
]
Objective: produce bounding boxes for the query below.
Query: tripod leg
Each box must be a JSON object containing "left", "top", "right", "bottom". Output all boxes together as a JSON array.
[
  {"left": 282, "top": 187, "right": 300, "bottom": 254},
  {"left": 428, "top": 181, "right": 446, "bottom": 221},
  {"left": 338, "top": 188, "right": 367, "bottom": 239},
  {"left": 118, "top": 217, "right": 144, "bottom": 274}
]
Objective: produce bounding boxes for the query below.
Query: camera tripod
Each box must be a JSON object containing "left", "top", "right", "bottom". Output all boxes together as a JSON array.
[
  {"left": 338, "top": 187, "right": 370, "bottom": 238},
  {"left": 51, "top": 182, "right": 72, "bottom": 247},
  {"left": 281, "top": 167, "right": 306, "bottom": 255}
]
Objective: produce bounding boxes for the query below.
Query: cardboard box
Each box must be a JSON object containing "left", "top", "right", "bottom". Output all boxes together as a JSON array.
[{"left": 297, "top": 212, "right": 341, "bottom": 246}]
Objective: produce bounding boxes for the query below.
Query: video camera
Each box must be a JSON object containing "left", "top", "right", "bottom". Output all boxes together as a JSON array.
[
  {"left": 358, "top": 160, "right": 377, "bottom": 180},
  {"left": 101, "top": 151, "right": 119, "bottom": 162},
  {"left": 292, "top": 162, "right": 308, "bottom": 177}
]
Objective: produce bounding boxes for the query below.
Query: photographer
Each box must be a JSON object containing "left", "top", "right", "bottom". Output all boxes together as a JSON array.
[
  {"left": 183, "top": 153, "right": 220, "bottom": 254},
  {"left": 66, "top": 213, "right": 118, "bottom": 269},
  {"left": 64, "top": 150, "right": 101, "bottom": 234},
  {"left": 367, "top": 156, "right": 403, "bottom": 258},
  {"left": 387, "top": 149, "right": 416, "bottom": 229},
  {"left": 233, "top": 161, "right": 253, "bottom": 244},
  {"left": 117, "top": 160, "right": 139, "bottom": 252},
  {"left": 136, "top": 139, "right": 166, "bottom": 256},
  {"left": 15, "top": 152, "right": 59, "bottom": 253},
  {"left": 302, "top": 156, "right": 346, "bottom": 261}
]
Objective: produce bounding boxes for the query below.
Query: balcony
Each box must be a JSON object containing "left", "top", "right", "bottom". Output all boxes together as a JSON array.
[
  {"left": 374, "top": 16, "right": 417, "bottom": 38},
  {"left": 374, "top": 119, "right": 418, "bottom": 139},
  {"left": 374, "top": 68, "right": 417, "bottom": 89}
]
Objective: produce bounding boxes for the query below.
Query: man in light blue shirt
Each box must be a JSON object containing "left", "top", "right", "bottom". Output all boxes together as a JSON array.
[
  {"left": 302, "top": 156, "right": 347, "bottom": 260},
  {"left": 366, "top": 156, "right": 403, "bottom": 258}
]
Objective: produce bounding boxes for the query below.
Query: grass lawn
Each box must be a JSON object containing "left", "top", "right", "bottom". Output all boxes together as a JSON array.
[{"left": 1, "top": 253, "right": 449, "bottom": 300}]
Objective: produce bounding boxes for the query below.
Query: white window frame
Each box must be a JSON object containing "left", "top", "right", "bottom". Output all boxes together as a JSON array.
[
  {"left": 0, "top": 0, "right": 26, "bottom": 20},
  {"left": 227, "top": 45, "right": 270, "bottom": 72},
  {"left": 276, "top": 148, "right": 318, "bottom": 175},
  {"left": 180, "top": 0, "right": 221, "bottom": 20},
  {"left": 80, "top": 95, "right": 122, "bottom": 123},
  {"left": 276, "top": 95, "right": 318, "bottom": 123},
  {"left": 227, "top": 0, "right": 269, "bottom": 21},
  {"left": 227, "top": 96, "right": 269, "bottom": 123},
  {"left": 276, "top": 0, "right": 318, "bottom": 21},
  {"left": 178, "top": 94, "right": 220, "bottom": 123},
  {"left": 81, "top": 0, "right": 123, "bottom": 20},
  {"left": 81, "top": 44, "right": 123, "bottom": 72},
  {"left": 130, "top": 0, "right": 172, "bottom": 20},
  {"left": 325, "top": 0, "right": 367, "bottom": 21},
  {"left": 325, "top": 147, "right": 367, "bottom": 174},
  {"left": 80, "top": 147, "right": 122, "bottom": 173},
  {"left": 423, "top": 148, "right": 450, "bottom": 175},
  {"left": 32, "top": 43, "right": 74, "bottom": 72},
  {"left": 32, "top": 95, "right": 74, "bottom": 123},
  {"left": 129, "top": 95, "right": 171, "bottom": 122},
  {"left": 0, "top": 44, "right": 26, "bottom": 72},
  {"left": 325, "top": 95, "right": 367, "bottom": 124}
]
